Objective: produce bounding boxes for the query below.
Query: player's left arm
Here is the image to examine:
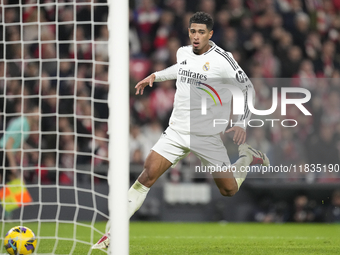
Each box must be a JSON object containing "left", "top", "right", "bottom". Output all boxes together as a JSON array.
[
  {"left": 222, "top": 53, "right": 254, "bottom": 145},
  {"left": 226, "top": 83, "right": 254, "bottom": 145}
]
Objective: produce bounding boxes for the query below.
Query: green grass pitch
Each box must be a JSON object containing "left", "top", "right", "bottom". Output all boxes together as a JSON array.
[{"left": 1, "top": 222, "right": 339, "bottom": 254}]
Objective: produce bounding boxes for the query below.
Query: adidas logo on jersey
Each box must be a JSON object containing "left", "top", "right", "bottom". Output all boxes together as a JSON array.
[{"left": 180, "top": 60, "right": 187, "bottom": 65}]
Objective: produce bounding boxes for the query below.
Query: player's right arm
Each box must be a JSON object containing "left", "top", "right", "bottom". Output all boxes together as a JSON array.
[
  {"left": 2, "top": 117, "right": 27, "bottom": 178},
  {"left": 135, "top": 63, "right": 178, "bottom": 95},
  {"left": 135, "top": 73, "right": 156, "bottom": 95},
  {"left": 5, "top": 137, "right": 18, "bottom": 176}
]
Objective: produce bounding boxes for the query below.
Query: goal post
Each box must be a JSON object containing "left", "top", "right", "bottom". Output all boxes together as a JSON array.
[
  {"left": 0, "top": 0, "right": 129, "bottom": 254},
  {"left": 107, "top": 0, "right": 129, "bottom": 254}
]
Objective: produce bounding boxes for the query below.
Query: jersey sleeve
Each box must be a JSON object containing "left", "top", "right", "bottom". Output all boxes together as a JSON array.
[
  {"left": 153, "top": 63, "right": 178, "bottom": 82},
  {"left": 221, "top": 51, "right": 255, "bottom": 130},
  {"left": 234, "top": 84, "right": 255, "bottom": 130},
  {"left": 3, "top": 117, "right": 25, "bottom": 148},
  {"left": 7, "top": 117, "right": 24, "bottom": 133}
]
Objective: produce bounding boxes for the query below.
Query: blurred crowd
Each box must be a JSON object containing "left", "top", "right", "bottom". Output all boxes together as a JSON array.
[
  {"left": 0, "top": 0, "right": 339, "bottom": 185},
  {"left": 1, "top": 0, "right": 109, "bottom": 185},
  {"left": 128, "top": 0, "right": 340, "bottom": 184},
  {"left": 253, "top": 189, "right": 340, "bottom": 223}
]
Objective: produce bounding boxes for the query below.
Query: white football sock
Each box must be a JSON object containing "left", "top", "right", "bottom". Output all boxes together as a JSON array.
[
  {"left": 128, "top": 180, "right": 150, "bottom": 218},
  {"left": 232, "top": 156, "right": 250, "bottom": 190},
  {"left": 105, "top": 180, "right": 150, "bottom": 234}
]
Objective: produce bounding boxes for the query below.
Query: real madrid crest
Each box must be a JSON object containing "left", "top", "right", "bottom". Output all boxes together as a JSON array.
[{"left": 203, "top": 62, "right": 210, "bottom": 71}]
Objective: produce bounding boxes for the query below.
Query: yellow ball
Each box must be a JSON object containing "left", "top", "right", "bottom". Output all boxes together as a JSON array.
[{"left": 4, "top": 226, "right": 37, "bottom": 255}]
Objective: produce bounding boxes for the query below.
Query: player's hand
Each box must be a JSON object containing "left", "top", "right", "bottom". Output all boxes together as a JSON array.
[
  {"left": 225, "top": 126, "right": 246, "bottom": 145},
  {"left": 135, "top": 74, "right": 156, "bottom": 95}
]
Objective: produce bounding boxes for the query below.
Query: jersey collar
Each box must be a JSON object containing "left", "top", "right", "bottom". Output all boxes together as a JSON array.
[{"left": 191, "top": 41, "right": 216, "bottom": 56}]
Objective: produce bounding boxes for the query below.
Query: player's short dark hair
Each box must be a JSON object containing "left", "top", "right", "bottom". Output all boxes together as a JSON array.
[{"left": 189, "top": 12, "right": 214, "bottom": 31}]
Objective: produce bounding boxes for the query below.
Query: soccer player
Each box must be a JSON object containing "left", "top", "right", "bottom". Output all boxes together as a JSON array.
[
  {"left": 93, "top": 11, "right": 269, "bottom": 249},
  {"left": 0, "top": 104, "right": 40, "bottom": 184}
]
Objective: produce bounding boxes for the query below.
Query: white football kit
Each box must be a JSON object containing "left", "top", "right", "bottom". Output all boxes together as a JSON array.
[{"left": 152, "top": 41, "right": 255, "bottom": 167}]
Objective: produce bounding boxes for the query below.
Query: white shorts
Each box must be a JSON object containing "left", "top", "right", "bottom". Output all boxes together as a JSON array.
[{"left": 152, "top": 127, "right": 231, "bottom": 167}]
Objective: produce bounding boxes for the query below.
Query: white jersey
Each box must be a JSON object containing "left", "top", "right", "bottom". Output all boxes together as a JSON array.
[{"left": 154, "top": 41, "right": 254, "bottom": 136}]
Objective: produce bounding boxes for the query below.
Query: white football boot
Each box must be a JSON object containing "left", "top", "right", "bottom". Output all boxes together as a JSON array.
[
  {"left": 92, "top": 232, "right": 110, "bottom": 249},
  {"left": 238, "top": 143, "right": 270, "bottom": 166}
]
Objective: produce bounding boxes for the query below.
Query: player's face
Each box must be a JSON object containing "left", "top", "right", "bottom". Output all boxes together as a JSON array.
[{"left": 188, "top": 23, "right": 213, "bottom": 55}]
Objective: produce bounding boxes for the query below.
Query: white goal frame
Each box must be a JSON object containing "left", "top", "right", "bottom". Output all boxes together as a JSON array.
[{"left": 107, "top": 0, "right": 129, "bottom": 254}]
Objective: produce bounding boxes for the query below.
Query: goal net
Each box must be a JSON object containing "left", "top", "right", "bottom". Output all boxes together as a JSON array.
[{"left": 0, "top": 1, "right": 111, "bottom": 254}]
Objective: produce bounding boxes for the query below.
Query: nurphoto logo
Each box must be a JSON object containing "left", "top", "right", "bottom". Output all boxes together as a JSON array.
[{"left": 200, "top": 85, "right": 311, "bottom": 128}]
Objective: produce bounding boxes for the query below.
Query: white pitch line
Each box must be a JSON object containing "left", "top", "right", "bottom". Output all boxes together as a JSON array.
[{"left": 130, "top": 236, "right": 326, "bottom": 240}]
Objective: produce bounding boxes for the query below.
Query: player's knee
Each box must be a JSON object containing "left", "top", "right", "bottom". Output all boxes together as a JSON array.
[{"left": 219, "top": 186, "right": 238, "bottom": 197}]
